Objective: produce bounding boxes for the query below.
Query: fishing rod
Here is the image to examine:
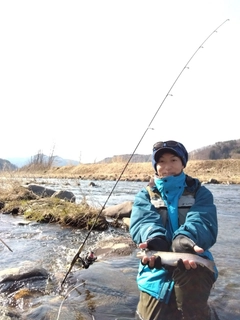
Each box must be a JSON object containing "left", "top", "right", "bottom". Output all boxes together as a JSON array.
[
  {"left": 0, "top": 237, "right": 13, "bottom": 252},
  {"left": 61, "top": 19, "right": 229, "bottom": 287}
]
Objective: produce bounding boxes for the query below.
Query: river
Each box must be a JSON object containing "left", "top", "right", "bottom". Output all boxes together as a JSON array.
[{"left": 0, "top": 179, "right": 240, "bottom": 319}]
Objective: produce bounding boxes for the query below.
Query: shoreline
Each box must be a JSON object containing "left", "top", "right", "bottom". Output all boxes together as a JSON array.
[
  {"left": 9, "top": 159, "right": 240, "bottom": 184},
  {"left": 0, "top": 159, "right": 239, "bottom": 230}
]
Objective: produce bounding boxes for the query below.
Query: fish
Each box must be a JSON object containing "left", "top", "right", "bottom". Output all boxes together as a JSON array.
[{"left": 136, "top": 250, "right": 216, "bottom": 273}]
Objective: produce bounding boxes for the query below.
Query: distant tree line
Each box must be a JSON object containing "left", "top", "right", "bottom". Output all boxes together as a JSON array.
[
  {"left": 189, "top": 139, "right": 240, "bottom": 160},
  {"left": 99, "top": 139, "right": 240, "bottom": 163},
  {"left": 1, "top": 140, "right": 240, "bottom": 171},
  {"left": 99, "top": 154, "right": 152, "bottom": 163}
]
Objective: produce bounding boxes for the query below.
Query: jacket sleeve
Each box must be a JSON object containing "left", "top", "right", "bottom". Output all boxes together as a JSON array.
[
  {"left": 173, "top": 186, "right": 218, "bottom": 250},
  {"left": 130, "top": 188, "right": 168, "bottom": 244}
]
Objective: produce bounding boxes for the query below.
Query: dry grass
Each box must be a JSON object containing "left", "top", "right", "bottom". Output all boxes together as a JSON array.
[
  {"left": 22, "top": 197, "right": 107, "bottom": 230},
  {"left": 0, "top": 180, "right": 107, "bottom": 230},
  {"left": 0, "top": 159, "right": 239, "bottom": 230},
  {"left": 184, "top": 159, "right": 240, "bottom": 183},
  {"left": 13, "top": 159, "right": 240, "bottom": 184}
]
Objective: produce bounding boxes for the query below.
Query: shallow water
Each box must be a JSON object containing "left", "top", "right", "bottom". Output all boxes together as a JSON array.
[{"left": 0, "top": 179, "right": 240, "bottom": 319}]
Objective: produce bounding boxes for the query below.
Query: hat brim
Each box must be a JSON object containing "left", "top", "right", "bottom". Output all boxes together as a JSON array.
[{"left": 154, "top": 147, "right": 180, "bottom": 162}]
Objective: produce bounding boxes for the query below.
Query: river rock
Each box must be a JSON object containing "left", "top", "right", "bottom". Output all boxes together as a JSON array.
[
  {"left": 122, "top": 217, "right": 130, "bottom": 228},
  {"left": 51, "top": 190, "right": 76, "bottom": 202},
  {"left": 0, "top": 307, "right": 19, "bottom": 320},
  {"left": 89, "top": 181, "right": 99, "bottom": 187},
  {"left": 27, "top": 184, "right": 55, "bottom": 197},
  {"left": 102, "top": 201, "right": 133, "bottom": 218},
  {"left": 92, "top": 235, "right": 137, "bottom": 259},
  {"left": 208, "top": 178, "right": 220, "bottom": 184},
  {"left": 0, "top": 266, "right": 49, "bottom": 293}
]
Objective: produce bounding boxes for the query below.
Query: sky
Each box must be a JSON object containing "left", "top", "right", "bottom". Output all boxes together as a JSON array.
[{"left": 0, "top": 1, "right": 239, "bottom": 163}]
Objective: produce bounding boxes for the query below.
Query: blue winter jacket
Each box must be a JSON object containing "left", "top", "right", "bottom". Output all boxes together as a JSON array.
[{"left": 130, "top": 173, "right": 218, "bottom": 303}]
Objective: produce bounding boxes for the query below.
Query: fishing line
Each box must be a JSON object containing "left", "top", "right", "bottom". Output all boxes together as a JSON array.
[
  {"left": 61, "top": 18, "right": 229, "bottom": 286},
  {"left": 0, "top": 237, "right": 13, "bottom": 252},
  {"left": 56, "top": 281, "right": 85, "bottom": 320}
]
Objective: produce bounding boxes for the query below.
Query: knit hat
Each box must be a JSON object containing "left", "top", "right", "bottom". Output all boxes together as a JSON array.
[{"left": 152, "top": 140, "right": 188, "bottom": 172}]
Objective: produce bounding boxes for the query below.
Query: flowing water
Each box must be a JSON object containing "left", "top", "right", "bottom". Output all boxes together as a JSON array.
[{"left": 0, "top": 179, "right": 240, "bottom": 319}]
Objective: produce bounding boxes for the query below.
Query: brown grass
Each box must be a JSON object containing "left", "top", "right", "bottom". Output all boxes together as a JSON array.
[
  {"left": 12, "top": 159, "right": 240, "bottom": 184},
  {"left": 0, "top": 159, "right": 239, "bottom": 230},
  {"left": 0, "top": 181, "right": 108, "bottom": 230}
]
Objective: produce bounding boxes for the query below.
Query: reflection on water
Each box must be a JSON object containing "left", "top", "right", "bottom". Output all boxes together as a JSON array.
[{"left": 0, "top": 180, "right": 240, "bottom": 319}]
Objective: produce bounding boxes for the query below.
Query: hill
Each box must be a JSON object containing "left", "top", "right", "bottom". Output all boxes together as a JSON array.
[
  {"left": 99, "top": 139, "right": 240, "bottom": 163},
  {"left": 98, "top": 154, "right": 151, "bottom": 163},
  {"left": 4, "top": 155, "right": 79, "bottom": 168},
  {"left": 0, "top": 158, "right": 17, "bottom": 171},
  {"left": 188, "top": 139, "right": 240, "bottom": 160},
  {"left": 1, "top": 139, "right": 240, "bottom": 171}
]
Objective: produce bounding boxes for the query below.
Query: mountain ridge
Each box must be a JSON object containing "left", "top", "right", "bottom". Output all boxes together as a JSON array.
[
  {"left": 2, "top": 155, "right": 79, "bottom": 169},
  {"left": 99, "top": 139, "right": 240, "bottom": 163},
  {"left": 1, "top": 139, "right": 240, "bottom": 170}
]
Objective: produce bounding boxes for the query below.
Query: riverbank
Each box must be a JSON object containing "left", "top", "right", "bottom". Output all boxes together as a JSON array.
[{"left": 13, "top": 159, "right": 240, "bottom": 184}]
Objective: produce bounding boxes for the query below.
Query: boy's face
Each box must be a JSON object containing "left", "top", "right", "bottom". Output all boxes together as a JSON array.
[{"left": 156, "top": 152, "right": 184, "bottom": 178}]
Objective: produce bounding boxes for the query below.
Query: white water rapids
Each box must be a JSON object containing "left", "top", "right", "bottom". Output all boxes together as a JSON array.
[{"left": 0, "top": 179, "right": 239, "bottom": 319}]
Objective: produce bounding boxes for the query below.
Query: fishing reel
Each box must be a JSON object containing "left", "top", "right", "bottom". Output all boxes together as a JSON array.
[{"left": 77, "top": 251, "right": 97, "bottom": 269}]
